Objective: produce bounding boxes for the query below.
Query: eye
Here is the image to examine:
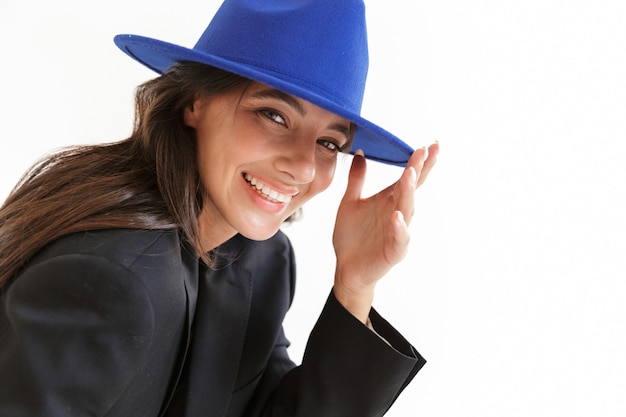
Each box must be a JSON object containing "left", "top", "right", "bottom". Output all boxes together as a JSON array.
[
  {"left": 259, "top": 109, "right": 287, "bottom": 126},
  {"left": 317, "top": 138, "right": 343, "bottom": 153}
]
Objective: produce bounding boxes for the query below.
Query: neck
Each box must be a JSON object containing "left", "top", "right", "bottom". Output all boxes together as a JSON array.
[{"left": 197, "top": 207, "right": 237, "bottom": 253}]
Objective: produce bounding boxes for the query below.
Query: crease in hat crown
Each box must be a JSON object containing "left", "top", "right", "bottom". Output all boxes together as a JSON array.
[{"left": 114, "top": 0, "right": 415, "bottom": 166}]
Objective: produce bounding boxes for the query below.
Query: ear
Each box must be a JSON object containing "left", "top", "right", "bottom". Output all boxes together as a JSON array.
[{"left": 184, "top": 97, "right": 204, "bottom": 128}]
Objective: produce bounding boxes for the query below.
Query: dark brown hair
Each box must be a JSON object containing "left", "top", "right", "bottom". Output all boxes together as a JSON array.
[{"left": 0, "top": 62, "right": 251, "bottom": 288}]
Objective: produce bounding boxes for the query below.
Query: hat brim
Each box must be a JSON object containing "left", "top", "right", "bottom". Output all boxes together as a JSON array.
[{"left": 114, "top": 34, "right": 414, "bottom": 167}]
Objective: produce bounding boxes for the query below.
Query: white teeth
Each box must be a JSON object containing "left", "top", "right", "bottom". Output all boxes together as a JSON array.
[{"left": 244, "top": 174, "right": 292, "bottom": 204}]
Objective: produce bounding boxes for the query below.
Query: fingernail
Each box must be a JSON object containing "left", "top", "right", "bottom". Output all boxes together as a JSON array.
[{"left": 354, "top": 149, "right": 364, "bottom": 157}]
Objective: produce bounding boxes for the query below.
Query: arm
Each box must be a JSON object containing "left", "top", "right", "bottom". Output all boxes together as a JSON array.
[
  {"left": 0, "top": 254, "right": 155, "bottom": 417},
  {"left": 333, "top": 144, "right": 439, "bottom": 323}
]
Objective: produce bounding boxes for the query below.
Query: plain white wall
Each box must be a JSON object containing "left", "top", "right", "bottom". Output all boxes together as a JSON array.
[{"left": 1, "top": 1, "right": 625, "bottom": 416}]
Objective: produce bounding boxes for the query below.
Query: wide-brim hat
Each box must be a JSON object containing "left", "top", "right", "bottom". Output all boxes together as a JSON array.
[{"left": 114, "top": 0, "right": 414, "bottom": 166}]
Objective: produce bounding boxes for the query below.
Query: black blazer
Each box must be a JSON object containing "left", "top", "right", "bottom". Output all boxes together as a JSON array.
[{"left": 0, "top": 229, "right": 425, "bottom": 416}]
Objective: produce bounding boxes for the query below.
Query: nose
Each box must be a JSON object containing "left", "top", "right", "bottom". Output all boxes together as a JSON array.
[{"left": 275, "top": 137, "right": 316, "bottom": 184}]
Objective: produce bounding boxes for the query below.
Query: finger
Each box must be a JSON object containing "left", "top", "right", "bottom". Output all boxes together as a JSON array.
[
  {"left": 394, "top": 145, "right": 433, "bottom": 223},
  {"left": 384, "top": 210, "right": 410, "bottom": 265},
  {"left": 405, "top": 146, "right": 428, "bottom": 182},
  {"left": 416, "top": 142, "right": 439, "bottom": 188},
  {"left": 371, "top": 147, "right": 425, "bottom": 200},
  {"left": 394, "top": 165, "right": 417, "bottom": 225},
  {"left": 342, "top": 149, "right": 367, "bottom": 202}
]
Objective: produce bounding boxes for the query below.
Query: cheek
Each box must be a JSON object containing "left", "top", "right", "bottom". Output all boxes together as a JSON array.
[
  {"left": 310, "top": 160, "right": 337, "bottom": 196},
  {"left": 195, "top": 139, "right": 215, "bottom": 187}
]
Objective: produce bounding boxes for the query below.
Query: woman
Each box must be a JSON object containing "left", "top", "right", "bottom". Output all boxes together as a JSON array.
[{"left": 0, "top": 0, "right": 438, "bottom": 416}]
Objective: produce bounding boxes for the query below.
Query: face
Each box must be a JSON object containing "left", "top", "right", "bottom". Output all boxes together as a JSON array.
[{"left": 185, "top": 82, "right": 351, "bottom": 249}]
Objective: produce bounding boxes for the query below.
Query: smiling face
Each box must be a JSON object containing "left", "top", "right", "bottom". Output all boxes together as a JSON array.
[{"left": 184, "top": 82, "right": 352, "bottom": 250}]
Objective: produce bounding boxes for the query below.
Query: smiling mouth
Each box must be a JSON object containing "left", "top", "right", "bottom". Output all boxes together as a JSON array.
[{"left": 244, "top": 174, "right": 293, "bottom": 204}]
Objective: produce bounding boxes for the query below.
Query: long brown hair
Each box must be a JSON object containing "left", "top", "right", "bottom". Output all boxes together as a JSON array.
[{"left": 0, "top": 62, "right": 251, "bottom": 289}]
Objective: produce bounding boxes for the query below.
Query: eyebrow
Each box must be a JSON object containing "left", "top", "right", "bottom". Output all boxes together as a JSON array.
[
  {"left": 329, "top": 123, "right": 352, "bottom": 144},
  {"left": 251, "top": 88, "right": 306, "bottom": 116},
  {"left": 251, "top": 88, "right": 351, "bottom": 143}
]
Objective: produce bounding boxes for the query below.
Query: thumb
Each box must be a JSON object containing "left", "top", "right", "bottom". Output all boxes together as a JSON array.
[{"left": 342, "top": 150, "right": 367, "bottom": 202}]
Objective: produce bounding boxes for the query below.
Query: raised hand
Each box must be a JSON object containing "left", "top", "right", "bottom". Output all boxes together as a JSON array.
[{"left": 332, "top": 143, "right": 439, "bottom": 323}]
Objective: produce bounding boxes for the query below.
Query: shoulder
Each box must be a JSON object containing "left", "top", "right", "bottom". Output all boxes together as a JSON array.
[
  {"left": 5, "top": 229, "right": 190, "bottom": 321},
  {"left": 6, "top": 228, "right": 185, "bottom": 306},
  {"left": 27, "top": 228, "right": 183, "bottom": 270}
]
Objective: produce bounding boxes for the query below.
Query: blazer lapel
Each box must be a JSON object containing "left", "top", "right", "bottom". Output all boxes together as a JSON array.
[
  {"left": 159, "top": 240, "right": 201, "bottom": 417},
  {"left": 164, "top": 257, "right": 253, "bottom": 417}
]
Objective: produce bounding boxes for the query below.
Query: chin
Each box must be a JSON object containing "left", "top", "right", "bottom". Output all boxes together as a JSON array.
[
  {"left": 238, "top": 228, "right": 281, "bottom": 242},
  {"left": 233, "top": 210, "right": 297, "bottom": 242},
  {"left": 233, "top": 218, "right": 284, "bottom": 241}
]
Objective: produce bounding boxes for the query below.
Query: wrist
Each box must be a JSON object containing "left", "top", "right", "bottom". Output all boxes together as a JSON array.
[{"left": 332, "top": 279, "right": 375, "bottom": 324}]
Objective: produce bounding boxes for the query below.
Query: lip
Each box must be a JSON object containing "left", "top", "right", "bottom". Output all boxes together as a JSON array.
[
  {"left": 243, "top": 173, "right": 299, "bottom": 196},
  {"left": 242, "top": 172, "right": 299, "bottom": 209}
]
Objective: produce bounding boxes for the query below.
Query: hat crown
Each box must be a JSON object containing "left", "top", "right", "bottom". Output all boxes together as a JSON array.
[{"left": 194, "top": 0, "right": 369, "bottom": 113}]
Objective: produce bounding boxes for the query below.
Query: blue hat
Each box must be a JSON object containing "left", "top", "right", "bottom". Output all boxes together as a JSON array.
[{"left": 114, "top": 0, "right": 414, "bottom": 166}]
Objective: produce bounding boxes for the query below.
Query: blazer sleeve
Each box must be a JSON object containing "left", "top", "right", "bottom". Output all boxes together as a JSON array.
[
  {"left": 0, "top": 254, "right": 155, "bottom": 417},
  {"left": 268, "top": 291, "right": 425, "bottom": 417}
]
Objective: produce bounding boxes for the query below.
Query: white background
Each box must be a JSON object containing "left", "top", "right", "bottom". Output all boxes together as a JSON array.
[{"left": 1, "top": 1, "right": 625, "bottom": 416}]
